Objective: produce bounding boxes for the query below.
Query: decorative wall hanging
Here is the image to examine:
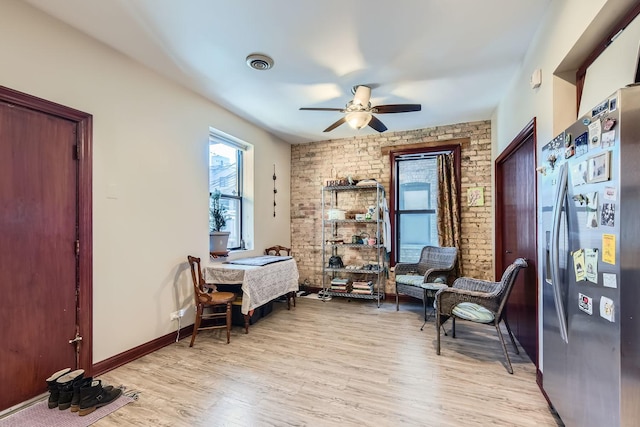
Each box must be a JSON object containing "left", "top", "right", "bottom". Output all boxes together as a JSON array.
[
  {"left": 273, "top": 164, "right": 277, "bottom": 217},
  {"left": 467, "top": 187, "right": 485, "bottom": 207}
]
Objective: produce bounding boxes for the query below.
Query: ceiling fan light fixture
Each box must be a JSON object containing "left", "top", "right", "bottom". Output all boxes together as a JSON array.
[{"left": 345, "top": 111, "right": 372, "bottom": 130}]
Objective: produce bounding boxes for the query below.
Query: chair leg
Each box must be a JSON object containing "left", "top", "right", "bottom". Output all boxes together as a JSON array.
[
  {"left": 395, "top": 287, "right": 399, "bottom": 311},
  {"left": 225, "top": 302, "right": 231, "bottom": 344},
  {"left": 292, "top": 291, "right": 296, "bottom": 307},
  {"left": 452, "top": 317, "right": 456, "bottom": 338},
  {"left": 495, "top": 321, "right": 514, "bottom": 374},
  {"left": 190, "top": 305, "right": 203, "bottom": 347},
  {"left": 436, "top": 314, "right": 441, "bottom": 355},
  {"left": 503, "top": 318, "right": 519, "bottom": 354},
  {"left": 420, "top": 291, "right": 427, "bottom": 331}
]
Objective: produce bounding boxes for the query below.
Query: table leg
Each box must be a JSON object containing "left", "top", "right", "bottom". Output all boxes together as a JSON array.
[{"left": 243, "top": 314, "right": 249, "bottom": 334}]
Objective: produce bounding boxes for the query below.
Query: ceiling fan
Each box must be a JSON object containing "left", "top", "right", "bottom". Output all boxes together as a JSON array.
[{"left": 300, "top": 85, "right": 421, "bottom": 133}]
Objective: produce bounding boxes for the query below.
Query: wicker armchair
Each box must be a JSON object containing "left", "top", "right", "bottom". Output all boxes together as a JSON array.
[
  {"left": 394, "top": 246, "right": 458, "bottom": 312},
  {"left": 435, "top": 258, "right": 527, "bottom": 374}
]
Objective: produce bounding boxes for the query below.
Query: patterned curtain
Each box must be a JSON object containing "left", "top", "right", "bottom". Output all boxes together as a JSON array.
[{"left": 437, "top": 153, "right": 462, "bottom": 275}]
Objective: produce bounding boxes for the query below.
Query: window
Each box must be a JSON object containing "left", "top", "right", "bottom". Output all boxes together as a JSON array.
[
  {"left": 390, "top": 145, "right": 460, "bottom": 265},
  {"left": 209, "top": 129, "right": 250, "bottom": 250},
  {"left": 395, "top": 154, "right": 438, "bottom": 263}
]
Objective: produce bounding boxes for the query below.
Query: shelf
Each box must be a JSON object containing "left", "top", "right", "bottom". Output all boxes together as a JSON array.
[
  {"left": 324, "top": 219, "right": 381, "bottom": 224},
  {"left": 327, "top": 243, "right": 384, "bottom": 249},
  {"left": 323, "top": 184, "right": 383, "bottom": 191},
  {"left": 323, "top": 291, "right": 385, "bottom": 300},
  {"left": 325, "top": 268, "right": 385, "bottom": 274},
  {"left": 322, "top": 182, "right": 386, "bottom": 308}
]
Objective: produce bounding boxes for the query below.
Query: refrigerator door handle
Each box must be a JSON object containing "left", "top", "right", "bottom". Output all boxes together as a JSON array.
[{"left": 550, "top": 163, "right": 569, "bottom": 343}]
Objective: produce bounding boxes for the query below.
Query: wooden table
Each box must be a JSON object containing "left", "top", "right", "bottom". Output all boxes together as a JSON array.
[{"left": 204, "top": 257, "right": 299, "bottom": 332}]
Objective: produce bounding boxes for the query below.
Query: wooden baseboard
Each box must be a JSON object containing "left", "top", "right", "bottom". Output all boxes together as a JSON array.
[{"left": 92, "top": 325, "right": 193, "bottom": 376}]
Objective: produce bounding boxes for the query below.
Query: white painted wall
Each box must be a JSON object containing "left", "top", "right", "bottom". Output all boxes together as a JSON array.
[
  {"left": 0, "top": 0, "right": 291, "bottom": 362},
  {"left": 579, "top": 13, "right": 640, "bottom": 115},
  {"left": 493, "top": 0, "right": 608, "bottom": 152},
  {"left": 493, "top": 0, "right": 639, "bottom": 373}
]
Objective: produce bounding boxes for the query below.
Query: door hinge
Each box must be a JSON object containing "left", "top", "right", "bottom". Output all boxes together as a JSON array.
[
  {"left": 74, "top": 144, "right": 81, "bottom": 160},
  {"left": 75, "top": 240, "right": 80, "bottom": 255}
]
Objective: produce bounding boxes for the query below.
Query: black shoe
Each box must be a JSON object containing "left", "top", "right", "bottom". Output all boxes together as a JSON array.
[
  {"left": 56, "top": 369, "right": 85, "bottom": 410},
  {"left": 70, "top": 377, "right": 115, "bottom": 412},
  {"left": 78, "top": 379, "right": 122, "bottom": 416},
  {"left": 46, "top": 368, "right": 71, "bottom": 409}
]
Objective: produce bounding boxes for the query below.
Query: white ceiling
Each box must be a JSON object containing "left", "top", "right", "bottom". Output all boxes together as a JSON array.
[{"left": 25, "top": 0, "right": 553, "bottom": 144}]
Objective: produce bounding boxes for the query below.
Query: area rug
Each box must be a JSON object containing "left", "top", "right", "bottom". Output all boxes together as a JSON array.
[{"left": 0, "top": 387, "right": 139, "bottom": 427}]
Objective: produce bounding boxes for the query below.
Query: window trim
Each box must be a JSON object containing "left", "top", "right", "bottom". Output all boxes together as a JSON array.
[
  {"left": 389, "top": 143, "right": 461, "bottom": 266},
  {"left": 209, "top": 128, "right": 249, "bottom": 251}
]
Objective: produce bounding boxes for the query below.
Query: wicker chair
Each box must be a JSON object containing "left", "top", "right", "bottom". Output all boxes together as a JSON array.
[
  {"left": 394, "top": 246, "right": 458, "bottom": 314},
  {"left": 435, "top": 258, "right": 527, "bottom": 374}
]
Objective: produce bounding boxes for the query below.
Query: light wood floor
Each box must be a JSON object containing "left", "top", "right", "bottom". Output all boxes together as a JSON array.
[{"left": 95, "top": 296, "right": 561, "bottom": 427}]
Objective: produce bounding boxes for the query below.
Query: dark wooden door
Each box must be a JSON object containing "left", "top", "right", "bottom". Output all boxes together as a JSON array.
[
  {"left": 0, "top": 88, "right": 92, "bottom": 411},
  {"left": 495, "top": 119, "right": 538, "bottom": 366}
]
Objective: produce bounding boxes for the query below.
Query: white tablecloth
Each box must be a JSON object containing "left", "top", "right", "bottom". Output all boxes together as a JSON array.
[{"left": 204, "top": 258, "right": 299, "bottom": 314}]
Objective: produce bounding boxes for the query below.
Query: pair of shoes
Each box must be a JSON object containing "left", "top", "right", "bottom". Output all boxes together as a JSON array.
[
  {"left": 70, "top": 377, "right": 117, "bottom": 412},
  {"left": 46, "top": 368, "right": 71, "bottom": 409},
  {"left": 46, "top": 369, "right": 119, "bottom": 413},
  {"left": 46, "top": 368, "right": 85, "bottom": 410},
  {"left": 78, "top": 379, "right": 122, "bottom": 416}
]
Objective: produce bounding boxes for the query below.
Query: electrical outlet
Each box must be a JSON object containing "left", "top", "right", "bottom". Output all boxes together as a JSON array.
[{"left": 169, "top": 309, "right": 187, "bottom": 320}]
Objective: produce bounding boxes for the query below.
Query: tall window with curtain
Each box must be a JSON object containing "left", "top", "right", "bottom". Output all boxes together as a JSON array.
[
  {"left": 437, "top": 152, "right": 462, "bottom": 274},
  {"left": 390, "top": 145, "right": 461, "bottom": 267}
]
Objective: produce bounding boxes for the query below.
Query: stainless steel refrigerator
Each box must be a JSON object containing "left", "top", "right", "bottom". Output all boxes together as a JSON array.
[{"left": 540, "top": 86, "right": 640, "bottom": 427}]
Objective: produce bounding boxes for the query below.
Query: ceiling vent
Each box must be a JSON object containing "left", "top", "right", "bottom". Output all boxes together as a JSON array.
[{"left": 246, "top": 53, "right": 274, "bottom": 71}]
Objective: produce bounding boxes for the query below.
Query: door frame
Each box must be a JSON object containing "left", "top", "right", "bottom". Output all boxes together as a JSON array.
[
  {"left": 495, "top": 117, "right": 538, "bottom": 364},
  {"left": 0, "top": 86, "right": 93, "bottom": 373}
]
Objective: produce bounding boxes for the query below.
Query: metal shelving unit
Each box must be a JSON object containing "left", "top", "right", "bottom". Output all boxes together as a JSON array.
[{"left": 321, "top": 184, "right": 386, "bottom": 306}]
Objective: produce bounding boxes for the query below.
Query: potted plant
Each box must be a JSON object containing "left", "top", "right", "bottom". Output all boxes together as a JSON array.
[{"left": 209, "top": 190, "right": 230, "bottom": 254}]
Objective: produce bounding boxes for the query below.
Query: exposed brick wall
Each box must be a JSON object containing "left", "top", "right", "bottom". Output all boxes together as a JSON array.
[{"left": 291, "top": 121, "right": 493, "bottom": 293}]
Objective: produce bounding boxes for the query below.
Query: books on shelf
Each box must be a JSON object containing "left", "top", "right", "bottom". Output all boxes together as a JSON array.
[
  {"left": 328, "top": 279, "right": 376, "bottom": 295},
  {"left": 352, "top": 281, "right": 372, "bottom": 288},
  {"left": 351, "top": 289, "right": 373, "bottom": 295},
  {"left": 350, "top": 280, "right": 373, "bottom": 295}
]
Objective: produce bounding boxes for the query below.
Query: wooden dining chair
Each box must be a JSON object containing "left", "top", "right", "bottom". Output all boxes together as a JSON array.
[
  {"left": 264, "top": 245, "right": 296, "bottom": 309},
  {"left": 187, "top": 255, "right": 236, "bottom": 347}
]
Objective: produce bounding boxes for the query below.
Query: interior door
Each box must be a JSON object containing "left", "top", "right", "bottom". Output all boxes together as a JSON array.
[
  {"left": 0, "top": 87, "right": 92, "bottom": 411},
  {"left": 495, "top": 119, "right": 538, "bottom": 365}
]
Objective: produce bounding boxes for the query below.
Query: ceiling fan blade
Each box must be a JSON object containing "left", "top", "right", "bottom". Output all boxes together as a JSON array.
[
  {"left": 300, "top": 107, "right": 345, "bottom": 112},
  {"left": 368, "top": 116, "right": 387, "bottom": 132},
  {"left": 373, "top": 104, "right": 422, "bottom": 114},
  {"left": 323, "top": 117, "right": 346, "bottom": 132}
]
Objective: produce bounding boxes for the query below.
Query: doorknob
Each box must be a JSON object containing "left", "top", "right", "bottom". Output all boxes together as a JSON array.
[{"left": 68, "top": 334, "right": 83, "bottom": 344}]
